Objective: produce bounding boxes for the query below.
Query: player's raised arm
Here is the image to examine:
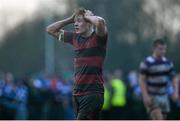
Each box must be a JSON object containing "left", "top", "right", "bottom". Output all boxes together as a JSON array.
[
  {"left": 84, "top": 10, "right": 107, "bottom": 37},
  {"left": 46, "top": 13, "right": 75, "bottom": 39}
]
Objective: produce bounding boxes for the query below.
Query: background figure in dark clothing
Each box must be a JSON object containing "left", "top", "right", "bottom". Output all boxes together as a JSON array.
[
  {"left": 0, "top": 72, "right": 18, "bottom": 120},
  {"left": 27, "top": 78, "right": 46, "bottom": 120},
  {"left": 47, "top": 77, "right": 65, "bottom": 119},
  {"left": 168, "top": 74, "right": 180, "bottom": 119},
  {"left": 126, "top": 70, "right": 147, "bottom": 119},
  {"left": 15, "top": 79, "right": 28, "bottom": 120}
]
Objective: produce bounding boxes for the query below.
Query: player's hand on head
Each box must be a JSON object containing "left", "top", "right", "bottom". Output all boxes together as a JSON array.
[
  {"left": 85, "top": 10, "right": 94, "bottom": 16},
  {"left": 70, "top": 11, "right": 76, "bottom": 22}
]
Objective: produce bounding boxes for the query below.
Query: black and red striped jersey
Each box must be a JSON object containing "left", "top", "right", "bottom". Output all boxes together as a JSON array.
[{"left": 59, "top": 31, "right": 108, "bottom": 96}]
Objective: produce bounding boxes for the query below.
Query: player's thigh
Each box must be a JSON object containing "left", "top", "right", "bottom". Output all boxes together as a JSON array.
[{"left": 78, "top": 93, "right": 104, "bottom": 120}]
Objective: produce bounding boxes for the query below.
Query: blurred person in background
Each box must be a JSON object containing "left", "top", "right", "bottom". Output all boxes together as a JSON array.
[
  {"left": 46, "top": 7, "right": 108, "bottom": 120},
  {"left": 0, "top": 71, "right": 5, "bottom": 118},
  {"left": 0, "top": 72, "right": 18, "bottom": 119},
  {"left": 0, "top": 71, "right": 5, "bottom": 89},
  {"left": 0, "top": 71, "right": 5, "bottom": 97},
  {"left": 139, "top": 39, "right": 179, "bottom": 120},
  {"left": 128, "top": 70, "right": 141, "bottom": 99},
  {"left": 27, "top": 77, "right": 46, "bottom": 119},
  {"left": 101, "top": 71, "right": 112, "bottom": 120},
  {"left": 59, "top": 77, "right": 74, "bottom": 120},
  {"left": 108, "top": 69, "right": 127, "bottom": 119},
  {"left": 47, "top": 75, "right": 65, "bottom": 119},
  {"left": 127, "top": 70, "right": 147, "bottom": 119},
  {"left": 15, "top": 79, "right": 28, "bottom": 120},
  {"left": 168, "top": 74, "right": 180, "bottom": 119}
]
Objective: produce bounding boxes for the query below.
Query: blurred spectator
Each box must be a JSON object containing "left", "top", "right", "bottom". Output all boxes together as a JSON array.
[
  {"left": 128, "top": 70, "right": 141, "bottom": 99},
  {"left": 168, "top": 74, "right": 180, "bottom": 119},
  {"left": 47, "top": 75, "right": 65, "bottom": 119},
  {"left": 0, "top": 72, "right": 18, "bottom": 119},
  {"left": 0, "top": 69, "right": 180, "bottom": 120},
  {"left": 0, "top": 71, "right": 5, "bottom": 118},
  {"left": 109, "top": 69, "right": 127, "bottom": 119},
  {"left": 60, "top": 78, "right": 74, "bottom": 120},
  {"left": 126, "top": 70, "right": 147, "bottom": 119},
  {"left": 27, "top": 77, "right": 47, "bottom": 119},
  {"left": 0, "top": 71, "right": 5, "bottom": 97},
  {"left": 15, "top": 79, "right": 28, "bottom": 120},
  {"left": 101, "top": 71, "right": 112, "bottom": 120}
]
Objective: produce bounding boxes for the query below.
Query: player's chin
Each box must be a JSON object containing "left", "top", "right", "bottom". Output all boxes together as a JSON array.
[{"left": 75, "top": 30, "right": 82, "bottom": 34}]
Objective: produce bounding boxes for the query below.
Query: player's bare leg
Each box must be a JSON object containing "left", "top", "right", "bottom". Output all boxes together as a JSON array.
[{"left": 150, "top": 108, "right": 163, "bottom": 120}]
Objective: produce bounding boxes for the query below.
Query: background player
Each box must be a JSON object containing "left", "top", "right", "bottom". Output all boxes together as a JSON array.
[{"left": 139, "top": 39, "right": 179, "bottom": 120}]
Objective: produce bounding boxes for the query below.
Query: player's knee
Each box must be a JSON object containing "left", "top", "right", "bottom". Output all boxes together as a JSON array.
[{"left": 150, "top": 108, "right": 163, "bottom": 120}]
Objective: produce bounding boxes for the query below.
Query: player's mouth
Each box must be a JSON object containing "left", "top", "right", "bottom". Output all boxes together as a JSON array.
[{"left": 75, "top": 27, "right": 80, "bottom": 32}]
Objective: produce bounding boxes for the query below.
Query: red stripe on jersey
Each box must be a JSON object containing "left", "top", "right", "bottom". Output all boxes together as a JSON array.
[
  {"left": 75, "top": 74, "right": 104, "bottom": 84},
  {"left": 73, "top": 35, "right": 98, "bottom": 51},
  {"left": 74, "top": 56, "right": 104, "bottom": 68}
]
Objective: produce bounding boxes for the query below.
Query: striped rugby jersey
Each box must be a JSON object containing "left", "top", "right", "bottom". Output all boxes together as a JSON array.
[
  {"left": 59, "top": 30, "right": 108, "bottom": 96},
  {"left": 139, "top": 56, "right": 175, "bottom": 96}
]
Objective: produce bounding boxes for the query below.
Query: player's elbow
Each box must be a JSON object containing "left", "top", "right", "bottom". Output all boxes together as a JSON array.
[
  {"left": 46, "top": 25, "right": 58, "bottom": 35},
  {"left": 46, "top": 26, "right": 53, "bottom": 34},
  {"left": 95, "top": 18, "right": 107, "bottom": 36}
]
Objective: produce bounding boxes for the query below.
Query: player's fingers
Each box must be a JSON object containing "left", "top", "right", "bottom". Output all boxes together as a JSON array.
[
  {"left": 88, "top": 10, "right": 93, "bottom": 15},
  {"left": 85, "top": 10, "right": 93, "bottom": 16}
]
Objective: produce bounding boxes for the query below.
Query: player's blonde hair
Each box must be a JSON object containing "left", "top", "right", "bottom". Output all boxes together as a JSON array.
[
  {"left": 74, "top": 8, "right": 94, "bottom": 31},
  {"left": 74, "top": 7, "right": 86, "bottom": 19}
]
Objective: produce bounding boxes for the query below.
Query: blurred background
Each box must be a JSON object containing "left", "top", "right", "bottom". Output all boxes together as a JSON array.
[{"left": 0, "top": 0, "right": 180, "bottom": 120}]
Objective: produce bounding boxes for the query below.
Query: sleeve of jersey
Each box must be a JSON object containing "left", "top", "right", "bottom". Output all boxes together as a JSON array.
[
  {"left": 58, "top": 30, "right": 73, "bottom": 45},
  {"left": 96, "top": 33, "right": 108, "bottom": 47},
  {"left": 139, "top": 61, "right": 149, "bottom": 75}
]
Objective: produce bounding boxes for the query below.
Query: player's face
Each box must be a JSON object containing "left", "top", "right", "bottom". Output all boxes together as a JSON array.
[
  {"left": 74, "top": 15, "right": 90, "bottom": 35},
  {"left": 5, "top": 72, "right": 14, "bottom": 83},
  {"left": 154, "top": 44, "right": 167, "bottom": 57}
]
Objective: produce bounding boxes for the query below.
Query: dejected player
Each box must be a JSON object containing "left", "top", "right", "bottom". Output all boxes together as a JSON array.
[{"left": 46, "top": 8, "right": 108, "bottom": 120}]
